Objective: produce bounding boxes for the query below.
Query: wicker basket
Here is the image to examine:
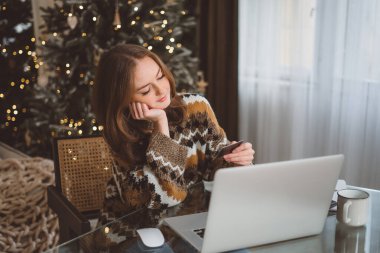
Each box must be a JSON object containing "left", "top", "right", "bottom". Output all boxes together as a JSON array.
[{"left": 0, "top": 158, "right": 59, "bottom": 252}]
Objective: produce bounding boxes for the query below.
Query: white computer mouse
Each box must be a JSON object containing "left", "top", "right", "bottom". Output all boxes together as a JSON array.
[{"left": 136, "top": 228, "right": 165, "bottom": 248}]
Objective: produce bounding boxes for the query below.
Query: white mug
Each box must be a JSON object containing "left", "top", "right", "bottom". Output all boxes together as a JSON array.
[{"left": 337, "top": 189, "right": 369, "bottom": 227}]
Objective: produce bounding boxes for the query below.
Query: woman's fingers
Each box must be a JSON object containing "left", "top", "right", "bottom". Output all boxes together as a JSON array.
[
  {"left": 226, "top": 148, "right": 254, "bottom": 158},
  {"left": 225, "top": 154, "right": 254, "bottom": 163},
  {"left": 230, "top": 155, "right": 254, "bottom": 162},
  {"left": 130, "top": 104, "right": 136, "bottom": 119},
  {"left": 130, "top": 102, "right": 145, "bottom": 119},
  {"left": 232, "top": 142, "right": 252, "bottom": 153},
  {"left": 223, "top": 141, "right": 255, "bottom": 165},
  {"left": 134, "top": 103, "right": 141, "bottom": 119},
  {"left": 141, "top": 103, "right": 149, "bottom": 114},
  {"left": 136, "top": 102, "right": 144, "bottom": 119},
  {"left": 130, "top": 102, "right": 166, "bottom": 122},
  {"left": 225, "top": 156, "right": 253, "bottom": 165}
]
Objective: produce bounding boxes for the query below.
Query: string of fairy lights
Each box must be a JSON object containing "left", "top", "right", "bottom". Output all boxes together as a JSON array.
[
  {"left": 1, "top": 0, "right": 193, "bottom": 140},
  {"left": 0, "top": 1, "right": 39, "bottom": 133}
]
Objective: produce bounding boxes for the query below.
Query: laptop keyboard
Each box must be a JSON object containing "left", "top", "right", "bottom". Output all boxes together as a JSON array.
[{"left": 193, "top": 228, "right": 205, "bottom": 238}]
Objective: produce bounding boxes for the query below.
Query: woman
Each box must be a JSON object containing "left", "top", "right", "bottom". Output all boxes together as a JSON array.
[{"left": 92, "top": 44, "right": 255, "bottom": 226}]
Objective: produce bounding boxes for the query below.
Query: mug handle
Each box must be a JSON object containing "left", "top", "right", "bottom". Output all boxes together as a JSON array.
[{"left": 343, "top": 201, "right": 352, "bottom": 223}]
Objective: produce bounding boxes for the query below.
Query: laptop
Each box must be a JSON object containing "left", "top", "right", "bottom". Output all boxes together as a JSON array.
[{"left": 164, "top": 154, "right": 344, "bottom": 253}]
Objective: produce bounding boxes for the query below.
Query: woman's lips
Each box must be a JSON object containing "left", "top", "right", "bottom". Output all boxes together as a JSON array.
[{"left": 157, "top": 95, "right": 167, "bottom": 102}]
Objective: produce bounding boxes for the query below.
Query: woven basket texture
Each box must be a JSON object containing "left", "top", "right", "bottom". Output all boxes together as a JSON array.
[{"left": 0, "top": 158, "right": 59, "bottom": 252}]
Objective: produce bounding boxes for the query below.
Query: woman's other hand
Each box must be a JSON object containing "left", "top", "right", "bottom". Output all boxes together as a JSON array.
[{"left": 223, "top": 141, "right": 255, "bottom": 166}]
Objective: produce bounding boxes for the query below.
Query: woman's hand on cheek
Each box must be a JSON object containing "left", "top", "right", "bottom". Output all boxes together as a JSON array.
[
  {"left": 130, "top": 102, "right": 170, "bottom": 137},
  {"left": 130, "top": 102, "right": 166, "bottom": 122}
]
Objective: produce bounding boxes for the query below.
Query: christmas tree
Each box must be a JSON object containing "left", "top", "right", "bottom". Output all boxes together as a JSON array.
[
  {"left": 23, "top": 0, "right": 199, "bottom": 158},
  {"left": 0, "top": 0, "right": 38, "bottom": 153}
]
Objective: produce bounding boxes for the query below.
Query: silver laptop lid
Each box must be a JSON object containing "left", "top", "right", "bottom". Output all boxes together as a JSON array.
[{"left": 202, "top": 154, "right": 344, "bottom": 253}]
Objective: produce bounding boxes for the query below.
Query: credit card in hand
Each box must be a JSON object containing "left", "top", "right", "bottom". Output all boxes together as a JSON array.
[{"left": 217, "top": 140, "right": 245, "bottom": 157}]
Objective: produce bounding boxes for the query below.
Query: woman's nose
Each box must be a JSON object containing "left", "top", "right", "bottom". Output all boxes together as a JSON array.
[{"left": 152, "top": 83, "right": 163, "bottom": 95}]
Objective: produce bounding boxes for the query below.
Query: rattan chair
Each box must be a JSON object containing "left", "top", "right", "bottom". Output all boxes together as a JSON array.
[{"left": 47, "top": 136, "right": 113, "bottom": 243}]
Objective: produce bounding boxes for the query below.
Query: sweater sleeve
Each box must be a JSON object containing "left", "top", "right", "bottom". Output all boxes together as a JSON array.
[
  {"left": 98, "top": 131, "right": 189, "bottom": 226},
  {"left": 194, "top": 96, "right": 236, "bottom": 181},
  {"left": 145, "top": 131, "right": 189, "bottom": 208}
]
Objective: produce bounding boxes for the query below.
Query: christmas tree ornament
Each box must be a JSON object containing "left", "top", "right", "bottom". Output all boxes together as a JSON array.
[
  {"left": 93, "top": 46, "right": 104, "bottom": 66},
  {"left": 197, "top": 71, "right": 208, "bottom": 95},
  {"left": 67, "top": 5, "right": 78, "bottom": 30},
  {"left": 24, "top": 129, "right": 32, "bottom": 147},
  {"left": 37, "top": 72, "right": 48, "bottom": 87},
  {"left": 113, "top": 0, "right": 121, "bottom": 28}
]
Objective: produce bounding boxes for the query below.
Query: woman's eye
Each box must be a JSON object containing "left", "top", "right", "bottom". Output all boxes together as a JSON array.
[
  {"left": 158, "top": 73, "right": 165, "bottom": 80},
  {"left": 142, "top": 89, "right": 150, "bottom": 95}
]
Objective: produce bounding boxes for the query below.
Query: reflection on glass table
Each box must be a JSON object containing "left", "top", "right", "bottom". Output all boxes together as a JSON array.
[{"left": 43, "top": 184, "right": 380, "bottom": 253}]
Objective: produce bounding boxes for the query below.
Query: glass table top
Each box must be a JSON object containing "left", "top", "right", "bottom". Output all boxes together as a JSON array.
[{"left": 44, "top": 184, "right": 380, "bottom": 253}]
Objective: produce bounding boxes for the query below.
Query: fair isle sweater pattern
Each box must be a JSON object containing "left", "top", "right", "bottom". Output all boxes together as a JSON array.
[{"left": 98, "top": 94, "right": 232, "bottom": 226}]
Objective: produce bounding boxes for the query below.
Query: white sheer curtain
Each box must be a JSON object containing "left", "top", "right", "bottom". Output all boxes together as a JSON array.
[{"left": 238, "top": 0, "right": 380, "bottom": 189}]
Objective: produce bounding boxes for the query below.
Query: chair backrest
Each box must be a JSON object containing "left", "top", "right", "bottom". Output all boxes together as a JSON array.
[{"left": 53, "top": 136, "right": 113, "bottom": 215}]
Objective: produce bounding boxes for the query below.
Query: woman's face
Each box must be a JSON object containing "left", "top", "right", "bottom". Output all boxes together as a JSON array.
[{"left": 131, "top": 56, "right": 171, "bottom": 110}]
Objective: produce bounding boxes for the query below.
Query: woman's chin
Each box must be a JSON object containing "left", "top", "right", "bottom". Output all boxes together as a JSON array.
[
  {"left": 156, "top": 105, "right": 169, "bottom": 110},
  {"left": 150, "top": 104, "right": 168, "bottom": 110},
  {"left": 156, "top": 100, "right": 171, "bottom": 109}
]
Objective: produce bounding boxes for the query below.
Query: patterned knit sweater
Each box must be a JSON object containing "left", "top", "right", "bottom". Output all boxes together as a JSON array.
[{"left": 98, "top": 94, "right": 233, "bottom": 225}]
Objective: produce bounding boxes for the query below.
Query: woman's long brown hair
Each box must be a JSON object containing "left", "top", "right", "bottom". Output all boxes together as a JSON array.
[{"left": 92, "top": 44, "right": 185, "bottom": 166}]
